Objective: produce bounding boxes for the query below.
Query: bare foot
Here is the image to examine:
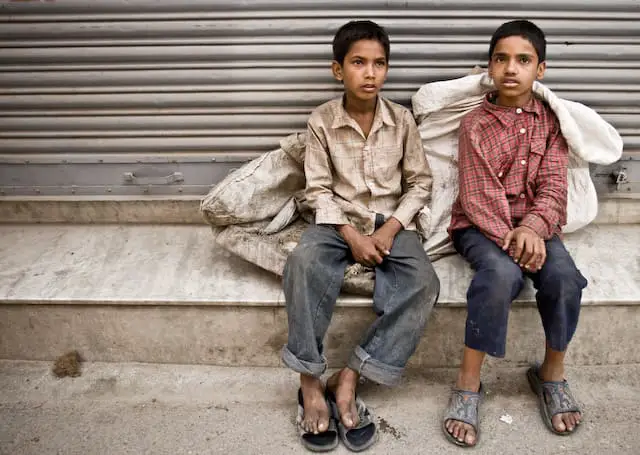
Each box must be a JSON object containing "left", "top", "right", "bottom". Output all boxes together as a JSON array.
[
  {"left": 299, "top": 374, "right": 330, "bottom": 435},
  {"left": 327, "top": 367, "right": 359, "bottom": 429},
  {"left": 445, "top": 373, "right": 481, "bottom": 446},
  {"left": 539, "top": 364, "right": 582, "bottom": 433}
]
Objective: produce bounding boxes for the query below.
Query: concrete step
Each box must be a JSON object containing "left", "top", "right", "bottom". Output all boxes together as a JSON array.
[
  {"left": 1, "top": 223, "right": 638, "bottom": 369},
  {"left": 0, "top": 360, "right": 638, "bottom": 455},
  {"left": 1, "top": 194, "right": 639, "bottom": 225}
]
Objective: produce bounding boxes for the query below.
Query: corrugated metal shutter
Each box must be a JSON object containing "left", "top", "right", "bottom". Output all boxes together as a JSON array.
[{"left": 1, "top": 0, "right": 638, "bottom": 195}]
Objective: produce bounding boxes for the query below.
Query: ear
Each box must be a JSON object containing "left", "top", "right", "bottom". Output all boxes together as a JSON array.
[
  {"left": 536, "top": 61, "right": 547, "bottom": 81},
  {"left": 331, "top": 60, "right": 343, "bottom": 82}
]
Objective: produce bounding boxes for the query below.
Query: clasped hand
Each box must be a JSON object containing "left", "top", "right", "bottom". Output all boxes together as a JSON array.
[{"left": 502, "top": 226, "right": 546, "bottom": 271}]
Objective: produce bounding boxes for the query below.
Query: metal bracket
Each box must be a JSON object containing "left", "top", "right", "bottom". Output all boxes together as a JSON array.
[{"left": 123, "top": 171, "right": 184, "bottom": 185}]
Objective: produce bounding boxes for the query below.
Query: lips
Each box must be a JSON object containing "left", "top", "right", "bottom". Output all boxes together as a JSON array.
[
  {"left": 361, "top": 84, "right": 378, "bottom": 92},
  {"left": 501, "top": 79, "right": 519, "bottom": 87}
]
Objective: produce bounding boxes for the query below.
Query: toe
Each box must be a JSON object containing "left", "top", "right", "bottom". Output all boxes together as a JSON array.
[
  {"left": 445, "top": 419, "right": 453, "bottom": 433},
  {"left": 551, "top": 414, "right": 567, "bottom": 433},
  {"left": 318, "top": 417, "right": 328, "bottom": 433},
  {"left": 574, "top": 412, "right": 582, "bottom": 425},
  {"left": 457, "top": 426, "right": 466, "bottom": 442},
  {"left": 464, "top": 426, "right": 476, "bottom": 446},
  {"left": 562, "top": 413, "right": 574, "bottom": 432}
]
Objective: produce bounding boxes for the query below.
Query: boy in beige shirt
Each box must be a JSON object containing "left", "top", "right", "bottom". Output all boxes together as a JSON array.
[{"left": 281, "top": 20, "right": 440, "bottom": 452}]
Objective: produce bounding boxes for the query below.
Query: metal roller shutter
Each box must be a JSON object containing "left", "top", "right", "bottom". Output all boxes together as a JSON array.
[{"left": 1, "top": 0, "right": 638, "bottom": 195}]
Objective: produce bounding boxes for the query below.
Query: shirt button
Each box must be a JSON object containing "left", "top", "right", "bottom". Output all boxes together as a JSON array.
[
  {"left": 519, "top": 193, "right": 526, "bottom": 199},
  {"left": 519, "top": 128, "right": 526, "bottom": 134},
  {"left": 521, "top": 160, "right": 527, "bottom": 165},
  {"left": 516, "top": 108, "right": 523, "bottom": 114},
  {"left": 498, "top": 172, "right": 503, "bottom": 178}
]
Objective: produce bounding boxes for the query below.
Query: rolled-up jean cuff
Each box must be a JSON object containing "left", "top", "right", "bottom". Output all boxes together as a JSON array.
[
  {"left": 347, "top": 346, "right": 403, "bottom": 387},
  {"left": 281, "top": 345, "right": 327, "bottom": 378}
]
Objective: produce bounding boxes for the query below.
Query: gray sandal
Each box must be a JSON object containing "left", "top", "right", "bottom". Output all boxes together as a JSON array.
[
  {"left": 297, "top": 388, "right": 339, "bottom": 452},
  {"left": 442, "top": 383, "right": 483, "bottom": 447},
  {"left": 327, "top": 390, "right": 377, "bottom": 452},
  {"left": 527, "top": 365, "right": 582, "bottom": 436}
]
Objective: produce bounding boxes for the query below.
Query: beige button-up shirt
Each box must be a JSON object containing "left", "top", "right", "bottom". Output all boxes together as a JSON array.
[{"left": 304, "top": 96, "right": 433, "bottom": 235}]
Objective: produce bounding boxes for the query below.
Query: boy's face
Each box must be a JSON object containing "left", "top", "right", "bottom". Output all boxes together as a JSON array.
[
  {"left": 332, "top": 39, "right": 388, "bottom": 104},
  {"left": 488, "top": 35, "right": 546, "bottom": 106}
]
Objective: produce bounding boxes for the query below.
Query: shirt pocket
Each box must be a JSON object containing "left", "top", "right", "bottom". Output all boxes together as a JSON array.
[
  {"left": 526, "top": 137, "right": 547, "bottom": 188},
  {"left": 373, "top": 145, "right": 403, "bottom": 184}
]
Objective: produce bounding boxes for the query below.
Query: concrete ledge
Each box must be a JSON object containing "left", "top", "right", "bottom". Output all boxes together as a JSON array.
[
  {"left": 1, "top": 195, "right": 639, "bottom": 225},
  {"left": 0, "top": 224, "right": 638, "bottom": 307},
  {"left": 1, "top": 303, "right": 639, "bottom": 368},
  {"left": 0, "top": 196, "right": 203, "bottom": 224},
  {"left": 0, "top": 223, "right": 638, "bottom": 367}
]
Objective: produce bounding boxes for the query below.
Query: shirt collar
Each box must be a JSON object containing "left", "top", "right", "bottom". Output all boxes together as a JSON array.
[
  {"left": 482, "top": 92, "right": 544, "bottom": 126},
  {"left": 331, "top": 96, "right": 396, "bottom": 133}
]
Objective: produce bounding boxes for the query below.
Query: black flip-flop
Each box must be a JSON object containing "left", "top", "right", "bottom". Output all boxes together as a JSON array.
[
  {"left": 326, "top": 389, "right": 377, "bottom": 452},
  {"left": 297, "top": 388, "right": 339, "bottom": 452}
]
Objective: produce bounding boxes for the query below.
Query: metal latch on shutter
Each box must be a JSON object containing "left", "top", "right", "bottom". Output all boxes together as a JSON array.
[
  {"left": 591, "top": 156, "right": 640, "bottom": 195},
  {"left": 123, "top": 171, "right": 184, "bottom": 185}
]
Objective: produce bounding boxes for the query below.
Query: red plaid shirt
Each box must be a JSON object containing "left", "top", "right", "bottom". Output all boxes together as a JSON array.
[{"left": 449, "top": 94, "right": 569, "bottom": 245}]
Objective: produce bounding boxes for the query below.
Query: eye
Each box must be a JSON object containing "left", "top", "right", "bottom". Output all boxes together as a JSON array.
[
  {"left": 353, "top": 59, "right": 363, "bottom": 65},
  {"left": 494, "top": 55, "right": 505, "bottom": 63},
  {"left": 375, "top": 61, "right": 386, "bottom": 67},
  {"left": 520, "top": 56, "right": 531, "bottom": 64}
]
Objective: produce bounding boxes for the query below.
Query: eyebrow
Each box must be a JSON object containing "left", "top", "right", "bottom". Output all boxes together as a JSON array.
[
  {"left": 493, "top": 52, "right": 535, "bottom": 58},
  {"left": 349, "top": 55, "right": 387, "bottom": 61}
]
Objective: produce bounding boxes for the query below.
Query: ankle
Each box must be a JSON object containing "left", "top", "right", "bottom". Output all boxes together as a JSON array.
[
  {"left": 539, "top": 362, "right": 565, "bottom": 382},
  {"left": 300, "top": 374, "right": 324, "bottom": 393},
  {"left": 456, "top": 370, "right": 481, "bottom": 392}
]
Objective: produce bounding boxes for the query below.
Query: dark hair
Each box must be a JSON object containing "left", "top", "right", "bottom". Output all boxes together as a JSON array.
[
  {"left": 488, "top": 20, "right": 546, "bottom": 62},
  {"left": 332, "top": 20, "right": 390, "bottom": 64}
]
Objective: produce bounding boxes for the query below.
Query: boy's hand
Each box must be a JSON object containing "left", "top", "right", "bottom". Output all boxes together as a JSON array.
[
  {"left": 371, "top": 217, "right": 403, "bottom": 256},
  {"left": 338, "top": 225, "right": 384, "bottom": 267},
  {"left": 503, "top": 226, "right": 546, "bottom": 271}
]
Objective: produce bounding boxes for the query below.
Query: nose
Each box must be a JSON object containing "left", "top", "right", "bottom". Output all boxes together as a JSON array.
[
  {"left": 505, "top": 58, "right": 517, "bottom": 74},
  {"left": 365, "top": 63, "right": 375, "bottom": 78}
]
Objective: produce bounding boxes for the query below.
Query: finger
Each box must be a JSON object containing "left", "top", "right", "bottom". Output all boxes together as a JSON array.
[
  {"left": 373, "top": 251, "right": 384, "bottom": 265},
  {"left": 372, "top": 237, "right": 391, "bottom": 256},
  {"left": 538, "top": 240, "right": 547, "bottom": 270},
  {"left": 502, "top": 231, "right": 514, "bottom": 251},
  {"left": 514, "top": 233, "right": 525, "bottom": 262},
  {"left": 520, "top": 237, "right": 535, "bottom": 267},
  {"left": 525, "top": 239, "right": 542, "bottom": 270}
]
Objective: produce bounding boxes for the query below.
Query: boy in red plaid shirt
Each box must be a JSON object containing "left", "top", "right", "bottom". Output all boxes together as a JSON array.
[{"left": 443, "top": 20, "right": 587, "bottom": 447}]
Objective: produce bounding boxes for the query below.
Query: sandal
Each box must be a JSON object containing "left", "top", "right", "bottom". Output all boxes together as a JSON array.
[
  {"left": 297, "top": 388, "right": 339, "bottom": 452},
  {"left": 527, "top": 365, "right": 582, "bottom": 436},
  {"left": 326, "top": 390, "right": 377, "bottom": 452},
  {"left": 442, "top": 383, "right": 483, "bottom": 447}
]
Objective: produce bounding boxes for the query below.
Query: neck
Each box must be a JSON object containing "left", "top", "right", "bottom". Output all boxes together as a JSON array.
[
  {"left": 496, "top": 91, "right": 533, "bottom": 108},
  {"left": 344, "top": 94, "right": 377, "bottom": 117}
]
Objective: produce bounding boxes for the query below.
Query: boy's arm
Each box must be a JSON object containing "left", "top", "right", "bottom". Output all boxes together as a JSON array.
[
  {"left": 304, "top": 118, "right": 349, "bottom": 226},
  {"left": 457, "top": 120, "right": 513, "bottom": 245},
  {"left": 390, "top": 112, "right": 433, "bottom": 228},
  {"left": 519, "top": 121, "right": 569, "bottom": 239}
]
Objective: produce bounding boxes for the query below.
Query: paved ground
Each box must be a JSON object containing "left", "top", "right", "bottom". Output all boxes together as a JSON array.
[{"left": 0, "top": 361, "right": 639, "bottom": 455}]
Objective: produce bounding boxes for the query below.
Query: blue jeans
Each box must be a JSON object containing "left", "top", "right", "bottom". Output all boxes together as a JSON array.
[
  {"left": 453, "top": 227, "right": 588, "bottom": 358},
  {"left": 281, "top": 224, "right": 440, "bottom": 386}
]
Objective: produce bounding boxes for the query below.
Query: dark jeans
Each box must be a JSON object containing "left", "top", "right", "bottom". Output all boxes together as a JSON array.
[
  {"left": 453, "top": 227, "right": 588, "bottom": 358},
  {"left": 281, "top": 224, "right": 440, "bottom": 386}
]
